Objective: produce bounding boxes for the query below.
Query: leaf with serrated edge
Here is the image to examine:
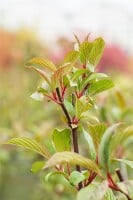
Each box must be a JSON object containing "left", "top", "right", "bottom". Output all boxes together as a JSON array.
[
  {"left": 26, "top": 57, "right": 56, "bottom": 71},
  {"left": 99, "top": 123, "right": 121, "bottom": 170},
  {"left": 7, "top": 138, "right": 50, "bottom": 159},
  {"left": 44, "top": 151, "right": 101, "bottom": 176}
]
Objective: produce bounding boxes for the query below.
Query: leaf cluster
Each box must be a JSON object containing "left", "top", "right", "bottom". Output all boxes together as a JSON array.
[{"left": 6, "top": 35, "right": 133, "bottom": 200}]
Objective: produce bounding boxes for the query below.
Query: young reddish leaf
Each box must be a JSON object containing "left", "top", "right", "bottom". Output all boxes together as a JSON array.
[
  {"left": 44, "top": 151, "right": 101, "bottom": 176},
  {"left": 51, "top": 64, "right": 73, "bottom": 88},
  {"left": 7, "top": 137, "right": 50, "bottom": 159},
  {"left": 26, "top": 57, "right": 56, "bottom": 71}
]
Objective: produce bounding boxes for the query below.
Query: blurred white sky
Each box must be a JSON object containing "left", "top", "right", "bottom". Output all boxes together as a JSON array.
[{"left": 0, "top": 0, "right": 133, "bottom": 52}]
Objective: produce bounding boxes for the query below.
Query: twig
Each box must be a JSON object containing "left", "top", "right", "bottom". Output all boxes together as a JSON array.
[
  {"left": 56, "top": 88, "right": 82, "bottom": 190},
  {"left": 56, "top": 88, "right": 72, "bottom": 128},
  {"left": 116, "top": 168, "right": 124, "bottom": 182},
  {"left": 118, "top": 188, "right": 132, "bottom": 200}
]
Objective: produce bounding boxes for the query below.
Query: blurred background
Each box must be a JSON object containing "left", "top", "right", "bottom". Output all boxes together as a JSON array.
[{"left": 0, "top": 0, "right": 133, "bottom": 200}]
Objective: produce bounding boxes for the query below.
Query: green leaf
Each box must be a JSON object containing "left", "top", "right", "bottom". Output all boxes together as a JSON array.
[
  {"left": 52, "top": 128, "right": 71, "bottom": 152},
  {"left": 44, "top": 151, "right": 101, "bottom": 176},
  {"left": 76, "top": 96, "right": 92, "bottom": 119},
  {"left": 64, "top": 50, "right": 79, "bottom": 64},
  {"left": 81, "top": 73, "right": 108, "bottom": 91},
  {"left": 31, "top": 161, "right": 45, "bottom": 173},
  {"left": 63, "top": 75, "right": 70, "bottom": 87},
  {"left": 88, "top": 37, "right": 105, "bottom": 66},
  {"left": 104, "top": 189, "right": 116, "bottom": 200},
  {"left": 81, "top": 170, "right": 90, "bottom": 179},
  {"left": 79, "top": 41, "right": 93, "bottom": 63},
  {"left": 89, "top": 78, "right": 114, "bottom": 96},
  {"left": 87, "top": 64, "right": 95, "bottom": 72},
  {"left": 7, "top": 137, "right": 50, "bottom": 159},
  {"left": 26, "top": 57, "right": 56, "bottom": 71},
  {"left": 45, "top": 171, "right": 69, "bottom": 182},
  {"left": 88, "top": 123, "right": 106, "bottom": 151},
  {"left": 86, "top": 72, "right": 108, "bottom": 83},
  {"left": 71, "top": 69, "right": 89, "bottom": 81},
  {"left": 82, "top": 128, "right": 96, "bottom": 160},
  {"left": 113, "top": 159, "right": 133, "bottom": 169},
  {"left": 119, "top": 125, "right": 133, "bottom": 143},
  {"left": 76, "top": 97, "right": 84, "bottom": 118},
  {"left": 99, "top": 123, "right": 121, "bottom": 170},
  {"left": 64, "top": 99, "right": 75, "bottom": 117},
  {"left": 111, "top": 125, "right": 133, "bottom": 150},
  {"left": 77, "top": 181, "right": 108, "bottom": 200},
  {"left": 79, "top": 37, "right": 105, "bottom": 66},
  {"left": 69, "top": 171, "right": 85, "bottom": 186}
]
